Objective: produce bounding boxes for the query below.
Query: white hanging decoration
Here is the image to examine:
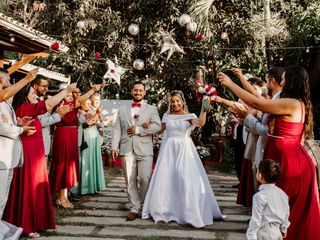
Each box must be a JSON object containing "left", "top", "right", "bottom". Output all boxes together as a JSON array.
[
  {"left": 133, "top": 59, "right": 145, "bottom": 70},
  {"left": 128, "top": 24, "right": 140, "bottom": 36},
  {"left": 221, "top": 32, "right": 228, "bottom": 40},
  {"left": 103, "top": 58, "right": 127, "bottom": 85},
  {"left": 179, "top": 14, "right": 191, "bottom": 26},
  {"left": 77, "top": 20, "right": 86, "bottom": 29},
  {"left": 186, "top": 21, "right": 197, "bottom": 32},
  {"left": 160, "top": 31, "right": 185, "bottom": 61}
]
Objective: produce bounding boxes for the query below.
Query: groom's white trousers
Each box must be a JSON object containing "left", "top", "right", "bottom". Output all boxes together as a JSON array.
[{"left": 121, "top": 152, "right": 153, "bottom": 213}]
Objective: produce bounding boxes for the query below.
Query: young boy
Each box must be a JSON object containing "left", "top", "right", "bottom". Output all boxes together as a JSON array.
[{"left": 247, "top": 159, "right": 290, "bottom": 240}]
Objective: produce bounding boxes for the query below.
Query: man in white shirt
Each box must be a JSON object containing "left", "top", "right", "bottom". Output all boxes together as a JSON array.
[{"left": 247, "top": 159, "right": 290, "bottom": 240}]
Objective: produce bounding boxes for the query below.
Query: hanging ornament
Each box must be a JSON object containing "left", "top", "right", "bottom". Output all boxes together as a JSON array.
[
  {"left": 160, "top": 31, "right": 185, "bottom": 61},
  {"left": 103, "top": 58, "right": 127, "bottom": 85},
  {"left": 186, "top": 21, "right": 197, "bottom": 32},
  {"left": 196, "top": 33, "right": 203, "bottom": 41},
  {"left": 95, "top": 51, "right": 101, "bottom": 58},
  {"left": 133, "top": 59, "right": 145, "bottom": 70},
  {"left": 51, "top": 42, "right": 59, "bottom": 51},
  {"left": 221, "top": 32, "right": 228, "bottom": 40},
  {"left": 9, "top": 34, "right": 15, "bottom": 42},
  {"left": 179, "top": 14, "right": 191, "bottom": 26},
  {"left": 128, "top": 24, "right": 140, "bottom": 36},
  {"left": 77, "top": 20, "right": 86, "bottom": 29}
]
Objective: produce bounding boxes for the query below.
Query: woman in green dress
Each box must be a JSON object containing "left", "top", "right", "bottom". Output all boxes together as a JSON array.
[{"left": 78, "top": 94, "right": 108, "bottom": 195}]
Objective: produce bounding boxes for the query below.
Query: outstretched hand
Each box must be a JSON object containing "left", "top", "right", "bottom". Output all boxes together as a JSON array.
[
  {"left": 93, "top": 84, "right": 103, "bottom": 91},
  {"left": 25, "top": 67, "right": 39, "bottom": 82},
  {"left": 217, "top": 72, "right": 233, "bottom": 88},
  {"left": 66, "top": 83, "right": 77, "bottom": 93},
  {"left": 230, "top": 67, "right": 244, "bottom": 79}
]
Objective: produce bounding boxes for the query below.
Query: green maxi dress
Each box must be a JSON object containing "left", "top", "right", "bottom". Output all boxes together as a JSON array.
[{"left": 79, "top": 125, "right": 106, "bottom": 195}]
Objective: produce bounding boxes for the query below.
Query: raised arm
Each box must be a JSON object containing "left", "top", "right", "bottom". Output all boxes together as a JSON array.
[
  {"left": 76, "top": 84, "right": 104, "bottom": 107},
  {"left": 218, "top": 72, "right": 298, "bottom": 116},
  {"left": 231, "top": 68, "right": 262, "bottom": 98},
  {"left": 45, "top": 83, "right": 77, "bottom": 111},
  {"left": 0, "top": 68, "right": 38, "bottom": 102}
]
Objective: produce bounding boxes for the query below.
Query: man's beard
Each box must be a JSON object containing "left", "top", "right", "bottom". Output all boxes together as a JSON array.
[{"left": 133, "top": 96, "right": 143, "bottom": 102}]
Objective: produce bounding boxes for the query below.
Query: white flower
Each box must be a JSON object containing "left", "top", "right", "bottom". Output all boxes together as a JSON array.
[{"left": 198, "top": 87, "right": 204, "bottom": 93}]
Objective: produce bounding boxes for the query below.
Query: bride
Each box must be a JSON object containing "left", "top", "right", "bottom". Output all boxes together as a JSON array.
[{"left": 142, "top": 90, "right": 224, "bottom": 228}]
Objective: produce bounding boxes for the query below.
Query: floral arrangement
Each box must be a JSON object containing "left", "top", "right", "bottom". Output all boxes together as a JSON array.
[
  {"left": 196, "top": 146, "right": 210, "bottom": 160},
  {"left": 195, "top": 78, "right": 218, "bottom": 103}
]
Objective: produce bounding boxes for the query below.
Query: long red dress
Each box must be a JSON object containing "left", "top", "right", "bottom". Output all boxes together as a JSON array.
[
  {"left": 3, "top": 101, "right": 55, "bottom": 234},
  {"left": 49, "top": 100, "right": 79, "bottom": 192},
  {"left": 264, "top": 116, "right": 320, "bottom": 240}
]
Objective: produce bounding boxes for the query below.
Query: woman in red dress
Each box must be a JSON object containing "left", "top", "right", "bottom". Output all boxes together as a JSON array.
[
  {"left": 3, "top": 82, "right": 77, "bottom": 238},
  {"left": 49, "top": 84, "right": 103, "bottom": 208},
  {"left": 218, "top": 66, "right": 320, "bottom": 240}
]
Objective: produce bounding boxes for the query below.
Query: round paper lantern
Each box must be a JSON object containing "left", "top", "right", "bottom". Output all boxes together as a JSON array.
[
  {"left": 77, "top": 20, "right": 86, "bottom": 29},
  {"left": 221, "top": 32, "right": 228, "bottom": 40},
  {"left": 128, "top": 24, "right": 140, "bottom": 36},
  {"left": 186, "top": 21, "right": 197, "bottom": 32},
  {"left": 179, "top": 14, "right": 191, "bottom": 26},
  {"left": 133, "top": 59, "right": 145, "bottom": 70}
]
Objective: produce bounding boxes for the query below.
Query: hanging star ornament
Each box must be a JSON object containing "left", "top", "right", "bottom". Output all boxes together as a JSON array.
[
  {"left": 160, "top": 31, "right": 185, "bottom": 60},
  {"left": 103, "top": 58, "right": 127, "bottom": 85}
]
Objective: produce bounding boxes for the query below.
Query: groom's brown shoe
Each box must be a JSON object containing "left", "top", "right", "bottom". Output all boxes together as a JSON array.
[{"left": 126, "top": 212, "right": 138, "bottom": 221}]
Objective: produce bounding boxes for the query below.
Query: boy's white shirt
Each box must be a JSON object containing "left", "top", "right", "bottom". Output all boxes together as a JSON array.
[{"left": 246, "top": 183, "right": 290, "bottom": 240}]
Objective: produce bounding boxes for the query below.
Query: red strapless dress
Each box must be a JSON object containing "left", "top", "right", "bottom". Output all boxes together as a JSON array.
[{"left": 264, "top": 117, "right": 320, "bottom": 240}]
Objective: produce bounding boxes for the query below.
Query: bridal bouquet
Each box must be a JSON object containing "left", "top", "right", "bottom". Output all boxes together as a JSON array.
[{"left": 195, "top": 78, "right": 218, "bottom": 112}]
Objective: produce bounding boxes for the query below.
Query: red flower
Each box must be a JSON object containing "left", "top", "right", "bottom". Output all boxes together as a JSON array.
[
  {"left": 95, "top": 51, "right": 101, "bottom": 58},
  {"left": 196, "top": 33, "right": 203, "bottom": 41},
  {"left": 51, "top": 42, "right": 59, "bottom": 51},
  {"left": 133, "top": 114, "right": 139, "bottom": 120}
]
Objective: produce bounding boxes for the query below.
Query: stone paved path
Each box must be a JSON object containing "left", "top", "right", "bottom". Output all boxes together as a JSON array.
[{"left": 36, "top": 168, "right": 250, "bottom": 240}]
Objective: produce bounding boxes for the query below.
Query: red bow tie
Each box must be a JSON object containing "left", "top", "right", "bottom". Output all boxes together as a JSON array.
[{"left": 132, "top": 102, "right": 141, "bottom": 108}]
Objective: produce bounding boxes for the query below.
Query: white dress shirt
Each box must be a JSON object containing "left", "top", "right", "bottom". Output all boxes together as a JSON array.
[
  {"left": 131, "top": 100, "right": 143, "bottom": 135},
  {"left": 247, "top": 184, "right": 290, "bottom": 240}
]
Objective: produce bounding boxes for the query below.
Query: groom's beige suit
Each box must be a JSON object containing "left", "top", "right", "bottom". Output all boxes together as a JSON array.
[{"left": 112, "top": 101, "right": 161, "bottom": 213}]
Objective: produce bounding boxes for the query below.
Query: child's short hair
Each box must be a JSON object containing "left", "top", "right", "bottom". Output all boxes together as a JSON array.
[{"left": 258, "top": 159, "right": 281, "bottom": 183}]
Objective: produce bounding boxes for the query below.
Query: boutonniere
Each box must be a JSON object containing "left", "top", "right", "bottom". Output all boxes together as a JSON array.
[{"left": 133, "top": 114, "right": 139, "bottom": 120}]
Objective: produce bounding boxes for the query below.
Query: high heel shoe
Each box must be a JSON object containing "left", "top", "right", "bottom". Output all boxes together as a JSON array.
[
  {"left": 56, "top": 199, "right": 74, "bottom": 209},
  {"left": 27, "top": 232, "right": 40, "bottom": 238}
]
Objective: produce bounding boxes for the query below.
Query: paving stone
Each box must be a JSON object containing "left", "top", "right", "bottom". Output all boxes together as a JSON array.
[
  {"left": 105, "top": 187, "right": 126, "bottom": 192},
  {"left": 89, "top": 196, "right": 128, "bottom": 203},
  {"left": 106, "top": 183, "right": 126, "bottom": 188},
  {"left": 62, "top": 216, "right": 248, "bottom": 232},
  {"left": 38, "top": 236, "right": 125, "bottom": 240},
  {"left": 98, "top": 226, "right": 217, "bottom": 239},
  {"left": 215, "top": 196, "right": 236, "bottom": 201},
  {"left": 55, "top": 225, "right": 96, "bottom": 235},
  {"left": 81, "top": 201, "right": 122, "bottom": 210},
  {"left": 73, "top": 209, "right": 128, "bottom": 217},
  {"left": 98, "top": 191, "right": 127, "bottom": 197}
]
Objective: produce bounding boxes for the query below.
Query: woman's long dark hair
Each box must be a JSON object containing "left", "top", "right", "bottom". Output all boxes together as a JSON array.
[
  {"left": 281, "top": 65, "right": 313, "bottom": 139},
  {"left": 12, "top": 84, "right": 32, "bottom": 111}
]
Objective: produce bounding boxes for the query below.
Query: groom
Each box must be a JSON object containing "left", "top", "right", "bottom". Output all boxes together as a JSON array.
[{"left": 111, "top": 81, "right": 161, "bottom": 221}]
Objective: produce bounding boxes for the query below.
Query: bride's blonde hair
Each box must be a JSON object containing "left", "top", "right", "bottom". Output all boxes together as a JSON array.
[{"left": 167, "top": 90, "right": 189, "bottom": 113}]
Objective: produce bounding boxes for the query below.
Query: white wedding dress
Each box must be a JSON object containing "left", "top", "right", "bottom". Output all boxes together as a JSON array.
[{"left": 142, "top": 113, "right": 223, "bottom": 228}]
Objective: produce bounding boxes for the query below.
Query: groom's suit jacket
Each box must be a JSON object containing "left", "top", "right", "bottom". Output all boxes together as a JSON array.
[
  {"left": 0, "top": 102, "right": 23, "bottom": 170},
  {"left": 112, "top": 102, "right": 161, "bottom": 156}
]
